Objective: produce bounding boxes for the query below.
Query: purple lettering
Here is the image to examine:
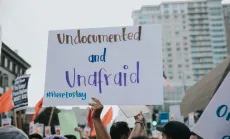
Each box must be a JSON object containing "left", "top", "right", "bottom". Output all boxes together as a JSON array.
[
  {"left": 130, "top": 61, "right": 140, "bottom": 83},
  {"left": 77, "top": 75, "right": 86, "bottom": 86},
  {"left": 98, "top": 68, "right": 106, "bottom": 93},
  {"left": 88, "top": 72, "right": 97, "bottom": 86},
  {"left": 104, "top": 74, "right": 112, "bottom": 85},
  {"left": 65, "top": 68, "right": 76, "bottom": 88},
  {"left": 114, "top": 72, "right": 122, "bottom": 86}
]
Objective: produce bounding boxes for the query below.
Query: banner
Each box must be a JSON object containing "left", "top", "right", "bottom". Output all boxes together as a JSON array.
[
  {"left": 12, "top": 74, "right": 30, "bottom": 111},
  {"left": 44, "top": 25, "right": 163, "bottom": 106},
  {"left": 193, "top": 72, "right": 230, "bottom": 139}
]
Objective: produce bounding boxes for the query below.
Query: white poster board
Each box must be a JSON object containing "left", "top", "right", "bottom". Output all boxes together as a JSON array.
[
  {"left": 44, "top": 25, "right": 163, "bottom": 106},
  {"left": 118, "top": 105, "right": 150, "bottom": 118},
  {"left": 192, "top": 72, "right": 230, "bottom": 139}
]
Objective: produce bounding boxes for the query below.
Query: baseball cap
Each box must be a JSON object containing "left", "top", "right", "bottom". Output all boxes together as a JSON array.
[
  {"left": 0, "top": 126, "right": 28, "bottom": 139},
  {"left": 156, "top": 121, "right": 191, "bottom": 139}
]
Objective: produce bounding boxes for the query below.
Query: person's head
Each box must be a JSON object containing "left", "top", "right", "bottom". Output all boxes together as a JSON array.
[
  {"left": 110, "top": 121, "right": 131, "bottom": 139},
  {"left": 29, "top": 133, "right": 42, "bottom": 139},
  {"left": 43, "top": 135, "right": 67, "bottom": 139},
  {"left": 156, "top": 121, "right": 191, "bottom": 139},
  {"left": 0, "top": 126, "right": 28, "bottom": 139},
  {"left": 132, "top": 136, "right": 148, "bottom": 139},
  {"left": 190, "top": 132, "right": 202, "bottom": 139},
  {"left": 64, "top": 135, "right": 77, "bottom": 139}
]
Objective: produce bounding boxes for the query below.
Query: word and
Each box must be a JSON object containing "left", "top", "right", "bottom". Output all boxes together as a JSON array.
[
  {"left": 46, "top": 90, "right": 86, "bottom": 100},
  {"left": 88, "top": 48, "right": 107, "bottom": 63},
  {"left": 216, "top": 104, "right": 230, "bottom": 121},
  {"left": 57, "top": 26, "right": 142, "bottom": 45},
  {"left": 65, "top": 61, "right": 140, "bottom": 93}
]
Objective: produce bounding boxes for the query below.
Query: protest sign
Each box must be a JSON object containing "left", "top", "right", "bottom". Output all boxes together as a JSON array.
[
  {"left": 83, "top": 127, "right": 91, "bottom": 138},
  {"left": 159, "top": 112, "right": 169, "bottom": 125},
  {"left": 58, "top": 111, "right": 80, "bottom": 139},
  {"left": 115, "top": 110, "right": 135, "bottom": 127},
  {"left": 45, "top": 126, "right": 51, "bottom": 137},
  {"left": 44, "top": 25, "right": 163, "bottom": 106},
  {"left": 1, "top": 118, "right": 11, "bottom": 126},
  {"left": 29, "top": 121, "right": 36, "bottom": 135},
  {"left": 12, "top": 74, "right": 30, "bottom": 111},
  {"left": 188, "top": 112, "right": 195, "bottom": 127},
  {"left": 118, "top": 105, "right": 150, "bottom": 118},
  {"left": 169, "top": 105, "right": 182, "bottom": 121},
  {"left": 55, "top": 126, "right": 61, "bottom": 135},
  {"left": 36, "top": 123, "right": 44, "bottom": 137},
  {"left": 192, "top": 72, "right": 230, "bottom": 139}
]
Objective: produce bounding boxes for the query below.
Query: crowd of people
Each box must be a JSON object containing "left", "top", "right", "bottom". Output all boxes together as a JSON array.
[{"left": 0, "top": 98, "right": 202, "bottom": 139}]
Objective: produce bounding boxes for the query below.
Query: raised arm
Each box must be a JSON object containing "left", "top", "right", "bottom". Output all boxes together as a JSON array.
[{"left": 89, "top": 98, "right": 111, "bottom": 139}]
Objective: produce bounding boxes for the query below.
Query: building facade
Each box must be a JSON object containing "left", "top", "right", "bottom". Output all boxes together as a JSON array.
[
  {"left": 223, "top": 4, "right": 230, "bottom": 55},
  {"left": 0, "top": 42, "right": 31, "bottom": 94},
  {"left": 132, "top": 0, "right": 228, "bottom": 82}
]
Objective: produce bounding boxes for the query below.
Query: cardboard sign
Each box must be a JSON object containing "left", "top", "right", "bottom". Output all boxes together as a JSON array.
[
  {"left": 192, "top": 72, "right": 230, "bottom": 139},
  {"left": 118, "top": 105, "right": 150, "bottom": 118},
  {"left": 44, "top": 25, "right": 163, "bottom": 105},
  {"left": 1, "top": 118, "right": 11, "bottom": 126},
  {"left": 55, "top": 126, "right": 61, "bottom": 135},
  {"left": 12, "top": 74, "right": 30, "bottom": 111}
]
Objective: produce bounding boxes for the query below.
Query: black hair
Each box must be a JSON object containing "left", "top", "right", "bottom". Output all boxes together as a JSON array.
[
  {"left": 132, "top": 136, "right": 148, "bottom": 139},
  {"left": 110, "top": 121, "right": 130, "bottom": 139},
  {"left": 29, "top": 133, "right": 42, "bottom": 139},
  {"left": 64, "top": 135, "right": 77, "bottom": 139}
]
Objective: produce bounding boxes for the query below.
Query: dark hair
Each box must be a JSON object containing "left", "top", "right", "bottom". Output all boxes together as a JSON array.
[
  {"left": 190, "top": 132, "right": 203, "bottom": 139},
  {"left": 132, "top": 136, "right": 148, "bottom": 139},
  {"left": 64, "top": 135, "right": 77, "bottom": 139},
  {"left": 110, "top": 121, "right": 130, "bottom": 139},
  {"left": 29, "top": 133, "right": 42, "bottom": 139}
]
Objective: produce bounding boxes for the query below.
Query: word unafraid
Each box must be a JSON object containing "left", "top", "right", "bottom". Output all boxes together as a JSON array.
[{"left": 65, "top": 61, "right": 140, "bottom": 93}]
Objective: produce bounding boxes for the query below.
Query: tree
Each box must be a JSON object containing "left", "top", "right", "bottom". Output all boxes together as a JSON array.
[{"left": 34, "top": 107, "right": 61, "bottom": 134}]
